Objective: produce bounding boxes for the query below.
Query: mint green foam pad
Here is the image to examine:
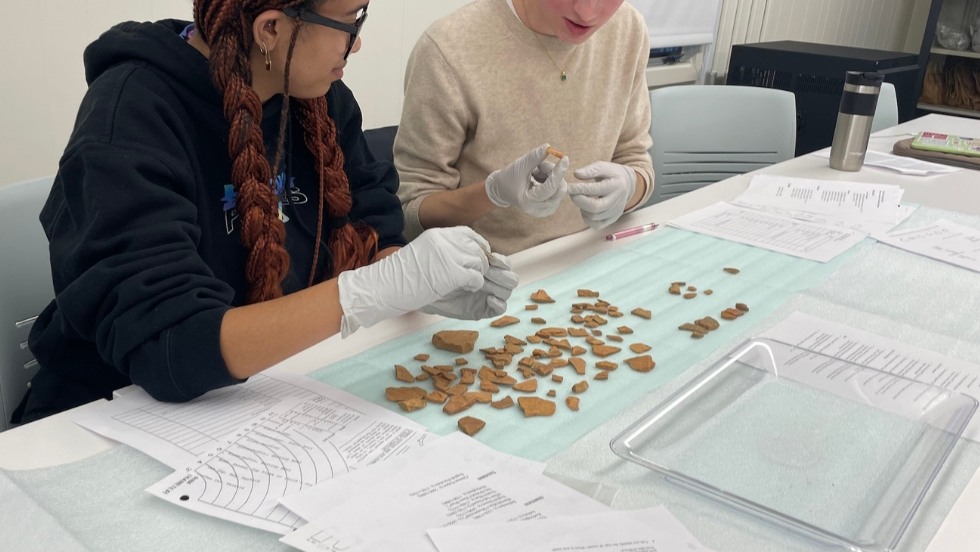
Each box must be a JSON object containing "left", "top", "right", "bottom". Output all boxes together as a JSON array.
[{"left": 310, "top": 227, "right": 853, "bottom": 462}]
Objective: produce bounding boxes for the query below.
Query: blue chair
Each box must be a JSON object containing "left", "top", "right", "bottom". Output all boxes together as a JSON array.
[
  {"left": 0, "top": 176, "right": 55, "bottom": 431},
  {"left": 646, "top": 84, "right": 797, "bottom": 206},
  {"left": 871, "top": 82, "right": 899, "bottom": 133}
]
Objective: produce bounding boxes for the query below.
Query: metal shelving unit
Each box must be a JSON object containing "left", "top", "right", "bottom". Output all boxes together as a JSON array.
[{"left": 916, "top": 0, "right": 980, "bottom": 119}]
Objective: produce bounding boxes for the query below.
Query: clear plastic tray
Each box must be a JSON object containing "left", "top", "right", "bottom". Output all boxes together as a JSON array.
[{"left": 610, "top": 338, "right": 977, "bottom": 552}]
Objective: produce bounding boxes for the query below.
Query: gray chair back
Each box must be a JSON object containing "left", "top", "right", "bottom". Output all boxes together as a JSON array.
[
  {"left": 646, "top": 85, "right": 797, "bottom": 206},
  {"left": 0, "top": 175, "right": 55, "bottom": 431}
]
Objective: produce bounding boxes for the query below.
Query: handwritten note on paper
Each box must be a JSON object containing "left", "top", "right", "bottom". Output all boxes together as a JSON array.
[
  {"left": 426, "top": 507, "right": 716, "bottom": 552},
  {"left": 761, "top": 312, "right": 980, "bottom": 442},
  {"left": 668, "top": 202, "right": 867, "bottom": 262},
  {"left": 146, "top": 397, "right": 433, "bottom": 534},
  {"left": 875, "top": 219, "right": 980, "bottom": 273},
  {"left": 278, "top": 434, "right": 608, "bottom": 552}
]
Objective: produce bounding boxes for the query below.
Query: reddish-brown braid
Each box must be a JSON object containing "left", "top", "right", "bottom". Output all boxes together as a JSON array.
[{"left": 295, "top": 98, "right": 378, "bottom": 283}]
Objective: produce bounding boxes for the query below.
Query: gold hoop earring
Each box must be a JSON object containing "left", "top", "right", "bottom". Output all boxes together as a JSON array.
[{"left": 261, "top": 42, "right": 272, "bottom": 71}]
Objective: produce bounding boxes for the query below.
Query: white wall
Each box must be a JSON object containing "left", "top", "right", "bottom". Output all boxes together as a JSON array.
[
  {"left": 2, "top": 1, "right": 195, "bottom": 185},
  {"left": 0, "top": 0, "right": 465, "bottom": 186}
]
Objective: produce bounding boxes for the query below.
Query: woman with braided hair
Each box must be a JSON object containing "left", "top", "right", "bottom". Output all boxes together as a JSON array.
[{"left": 13, "top": 0, "right": 518, "bottom": 424}]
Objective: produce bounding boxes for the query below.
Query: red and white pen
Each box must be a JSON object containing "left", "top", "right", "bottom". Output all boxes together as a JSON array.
[{"left": 605, "top": 222, "right": 659, "bottom": 241}]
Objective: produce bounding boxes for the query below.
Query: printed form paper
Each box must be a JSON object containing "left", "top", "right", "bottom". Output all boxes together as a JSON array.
[
  {"left": 146, "top": 396, "right": 434, "bottom": 534},
  {"left": 668, "top": 202, "right": 867, "bottom": 262},
  {"left": 72, "top": 370, "right": 419, "bottom": 469},
  {"left": 427, "top": 506, "right": 716, "bottom": 552},
  {"left": 734, "top": 174, "right": 911, "bottom": 234},
  {"left": 278, "top": 433, "right": 607, "bottom": 552},
  {"left": 876, "top": 218, "right": 980, "bottom": 273},
  {"left": 760, "top": 312, "right": 980, "bottom": 442}
]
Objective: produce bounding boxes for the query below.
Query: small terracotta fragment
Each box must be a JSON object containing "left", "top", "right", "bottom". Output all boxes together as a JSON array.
[
  {"left": 386, "top": 387, "right": 427, "bottom": 402},
  {"left": 592, "top": 344, "right": 621, "bottom": 357},
  {"left": 531, "top": 289, "right": 556, "bottom": 303},
  {"left": 426, "top": 390, "right": 449, "bottom": 404},
  {"left": 432, "top": 330, "right": 479, "bottom": 354},
  {"left": 491, "top": 315, "right": 520, "bottom": 328},
  {"left": 517, "top": 396, "right": 557, "bottom": 417},
  {"left": 458, "top": 416, "right": 486, "bottom": 436},
  {"left": 491, "top": 395, "right": 515, "bottom": 409},
  {"left": 394, "top": 365, "right": 414, "bottom": 383},
  {"left": 398, "top": 398, "right": 427, "bottom": 412},
  {"left": 626, "top": 355, "right": 656, "bottom": 372},
  {"left": 545, "top": 146, "right": 565, "bottom": 159},
  {"left": 443, "top": 394, "right": 476, "bottom": 415},
  {"left": 513, "top": 379, "right": 538, "bottom": 392}
]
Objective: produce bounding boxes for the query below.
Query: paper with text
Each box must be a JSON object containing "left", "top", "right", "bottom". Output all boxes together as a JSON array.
[
  {"left": 280, "top": 432, "right": 545, "bottom": 521},
  {"left": 146, "top": 395, "right": 433, "bottom": 534},
  {"left": 426, "top": 506, "right": 715, "bottom": 552},
  {"left": 669, "top": 202, "right": 867, "bottom": 262},
  {"left": 73, "top": 371, "right": 422, "bottom": 469},
  {"left": 278, "top": 433, "right": 606, "bottom": 552},
  {"left": 735, "top": 174, "right": 910, "bottom": 234},
  {"left": 761, "top": 312, "right": 980, "bottom": 442},
  {"left": 738, "top": 174, "right": 903, "bottom": 223},
  {"left": 875, "top": 218, "right": 980, "bottom": 273}
]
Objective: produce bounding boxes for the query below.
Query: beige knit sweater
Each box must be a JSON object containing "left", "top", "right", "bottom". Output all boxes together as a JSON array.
[{"left": 395, "top": 0, "right": 654, "bottom": 255}]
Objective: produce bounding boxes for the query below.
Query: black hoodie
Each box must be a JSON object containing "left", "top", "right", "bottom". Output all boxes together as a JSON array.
[{"left": 14, "top": 20, "right": 405, "bottom": 422}]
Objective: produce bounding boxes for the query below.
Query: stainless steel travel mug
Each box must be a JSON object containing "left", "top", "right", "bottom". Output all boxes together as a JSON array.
[{"left": 829, "top": 71, "right": 884, "bottom": 171}]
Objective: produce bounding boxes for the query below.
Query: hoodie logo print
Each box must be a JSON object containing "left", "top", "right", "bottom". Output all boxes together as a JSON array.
[{"left": 222, "top": 173, "right": 308, "bottom": 235}]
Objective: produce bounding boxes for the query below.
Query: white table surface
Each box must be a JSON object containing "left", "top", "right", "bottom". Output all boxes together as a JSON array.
[{"left": 2, "top": 114, "right": 978, "bottom": 550}]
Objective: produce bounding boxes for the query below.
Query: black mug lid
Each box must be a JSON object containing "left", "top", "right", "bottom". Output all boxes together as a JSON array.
[{"left": 844, "top": 71, "right": 884, "bottom": 86}]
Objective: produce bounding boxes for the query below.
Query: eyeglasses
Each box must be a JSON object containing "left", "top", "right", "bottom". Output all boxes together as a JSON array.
[{"left": 281, "top": 5, "right": 368, "bottom": 60}]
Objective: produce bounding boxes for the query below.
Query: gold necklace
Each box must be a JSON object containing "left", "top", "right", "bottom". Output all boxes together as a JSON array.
[{"left": 515, "top": 0, "right": 574, "bottom": 82}]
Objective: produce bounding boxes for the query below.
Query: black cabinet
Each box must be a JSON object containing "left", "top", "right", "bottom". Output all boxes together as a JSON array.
[{"left": 726, "top": 41, "right": 919, "bottom": 156}]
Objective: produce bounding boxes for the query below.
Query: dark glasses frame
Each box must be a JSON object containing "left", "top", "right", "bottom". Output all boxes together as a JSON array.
[{"left": 281, "top": 5, "right": 368, "bottom": 60}]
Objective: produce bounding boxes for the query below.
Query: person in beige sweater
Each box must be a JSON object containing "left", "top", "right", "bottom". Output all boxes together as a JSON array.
[{"left": 395, "top": 0, "right": 655, "bottom": 255}]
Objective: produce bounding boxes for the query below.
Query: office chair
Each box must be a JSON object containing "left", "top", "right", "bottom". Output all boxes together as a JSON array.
[
  {"left": 363, "top": 125, "right": 398, "bottom": 164},
  {"left": 0, "top": 176, "right": 55, "bottom": 431},
  {"left": 645, "top": 84, "right": 797, "bottom": 206},
  {"left": 871, "top": 82, "right": 899, "bottom": 133}
]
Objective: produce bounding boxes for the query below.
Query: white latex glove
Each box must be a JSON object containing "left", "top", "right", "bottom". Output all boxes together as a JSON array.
[
  {"left": 485, "top": 144, "right": 569, "bottom": 217},
  {"left": 421, "top": 252, "right": 518, "bottom": 319},
  {"left": 338, "top": 227, "right": 503, "bottom": 337},
  {"left": 567, "top": 161, "right": 637, "bottom": 230}
]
